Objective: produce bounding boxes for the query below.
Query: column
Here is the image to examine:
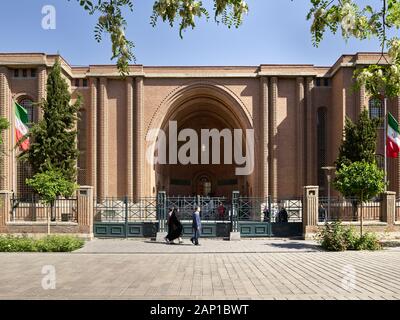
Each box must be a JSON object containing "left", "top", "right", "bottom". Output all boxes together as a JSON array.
[
  {"left": 381, "top": 191, "right": 395, "bottom": 226},
  {"left": 88, "top": 78, "right": 97, "bottom": 197},
  {"left": 77, "top": 186, "right": 94, "bottom": 239},
  {"left": 260, "top": 76, "right": 269, "bottom": 198},
  {"left": 0, "top": 191, "right": 11, "bottom": 232},
  {"left": 303, "top": 186, "right": 319, "bottom": 239},
  {"left": 0, "top": 67, "right": 10, "bottom": 191},
  {"left": 359, "top": 84, "right": 366, "bottom": 116},
  {"left": 126, "top": 78, "right": 134, "bottom": 198},
  {"left": 269, "top": 77, "right": 278, "bottom": 199},
  {"left": 306, "top": 77, "right": 314, "bottom": 185},
  {"left": 37, "top": 66, "right": 47, "bottom": 121},
  {"left": 296, "top": 77, "right": 305, "bottom": 194},
  {"left": 98, "top": 78, "right": 108, "bottom": 198},
  {"left": 134, "top": 77, "right": 144, "bottom": 199}
]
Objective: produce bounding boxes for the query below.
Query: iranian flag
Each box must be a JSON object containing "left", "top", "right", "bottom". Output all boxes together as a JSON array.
[
  {"left": 387, "top": 112, "right": 400, "bottom": 158},
  {"left": 14, "top": 101, "right": 30, "bottom": 151}
]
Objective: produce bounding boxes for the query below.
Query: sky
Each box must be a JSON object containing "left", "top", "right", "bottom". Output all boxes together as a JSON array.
[{"left": 0, "top": 0, "right": 389, "bottom": 67}]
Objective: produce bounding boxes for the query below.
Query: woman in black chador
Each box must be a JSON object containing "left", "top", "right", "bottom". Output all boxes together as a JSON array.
[{"left": 165, "top": 208, "right": 183, "bottom": 244}]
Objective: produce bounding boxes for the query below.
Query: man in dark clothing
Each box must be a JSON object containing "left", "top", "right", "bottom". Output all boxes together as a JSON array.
[
  {"left": 278, "top": 206, "right": 288, "bottom": 223},
  {"left": 190, "top": 206, "right": 201, "bottom": 245}
]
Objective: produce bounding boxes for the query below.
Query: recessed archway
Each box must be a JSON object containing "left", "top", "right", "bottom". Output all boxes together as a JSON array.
[{"left": 149, "top": 84, "right": 255, "bottom": 198}]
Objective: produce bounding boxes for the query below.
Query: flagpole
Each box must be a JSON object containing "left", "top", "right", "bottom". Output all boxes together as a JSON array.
[{"left": 384, "top": 97, "right": 388, "bottom": 192}]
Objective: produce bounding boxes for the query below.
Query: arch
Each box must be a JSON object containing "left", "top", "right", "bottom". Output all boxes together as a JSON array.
[
  {"left": 147, "top": 81, "right": 255, "bottom": 197},
  {"left": 146, "top": 80, "right": 253, "bottom": 136}
]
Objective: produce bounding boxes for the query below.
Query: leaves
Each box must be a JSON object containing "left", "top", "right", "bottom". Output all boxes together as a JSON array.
[
  {"left": 26, "top": 167, "right": 78, "bottom": 204},
  {"left": 20, "top": 59, "right": 81, "bottom": 188},
  {"left": 334, "top": 161, "right": 386, "bottom": 202}
]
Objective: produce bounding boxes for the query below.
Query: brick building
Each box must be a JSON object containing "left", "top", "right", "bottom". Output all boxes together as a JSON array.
[{"left": 0, "top": 53, "right": 398, "bottom": 199}]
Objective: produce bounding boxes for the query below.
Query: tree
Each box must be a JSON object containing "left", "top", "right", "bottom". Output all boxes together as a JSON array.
[
  {"left": 20, "top": 59, "right": 81, "bottom": 183},
  {"left": 333, "top": 161, "right": 386, "bottom": 236},
  {"left": 335, "top": 110, "right": 381, "bottom": 170},
  {"left": 308, "top": 0, "right": 400, "bottom": 98},
  {"left": 72, "top": 0, "right": 249, "bottom": 75},
  {"left": 26, "top": 167, "right": 77, "bottom": 232}
]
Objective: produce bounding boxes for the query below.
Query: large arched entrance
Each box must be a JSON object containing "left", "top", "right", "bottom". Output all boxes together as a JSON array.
[{"left": 151, "top": 85, "right": 254, "bottom": 198}]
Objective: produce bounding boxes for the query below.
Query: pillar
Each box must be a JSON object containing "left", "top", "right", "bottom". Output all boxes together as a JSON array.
[
  {"left": 359, "top": 84, "right": 366, "bottom": 115},
  {"left": 98, "top": 78, "right": 108, "bottom": 198},
  {"left": 260, "top": 76, "right": 269, "bottom": 198},
  {"left": 306, "top": 77, "right": 314, "bottom": 185},
  {"left": 37, "top": 66, "right": 47, "bottom": 121},
  {"left": 77, "top": 186, "right": 94, "bottom": 239},
  {"left": 0, "top": 191, "right": 11, "bottom": 232},
  {"left": 269, "top": 77, "right": 278, "bottom": 199},
  {"left": 296, "top": 77, "right": 305, "bottom": 195},
  {"left": 381, "top": 191, "right": 395, "bottom": 226},
  {"left": 0, "top": 67, "right": 10, "bottom": 191},
  {"left": 303, "top": 186, "right": 319, "bottom": 239},
  {"left": 134, "top": 77, "right": 144, "bottom": 199},
  {"left": 126, "top": 78, "right": 134, "bottom": 199},
  {"left": 88, "top": 78, "right": 97, "bottom": 197}
]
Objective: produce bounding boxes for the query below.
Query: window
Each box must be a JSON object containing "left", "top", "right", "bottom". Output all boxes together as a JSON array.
[
  {"left": 22, "top": 69, "right": 27, "bottom": 77},
  {"left": 82, "top": 79, "right": 88, "bottom": 87},
  {"left": 369, "top": 98, "right": 384, "bottom": 120},
  {"left": 14, "top": 69, "right": 19, "bottom": 77},
  {"left": 324, "top": 78, "right": 330, "bottom": 87},
  {"left": 19, "top": 99, "right": 35, "bottom": 124},
  {"left": 375, "top": 154, "right": 384, "bottom": 170},
  {"left": 75, "top": 79, "right": 80, "bottom": 87},
  {"left": 30, "top": 69, "right": 36, "bottom": 77},
  {"left": 316, "top": 78, "right": 321, "bottom": 87}
]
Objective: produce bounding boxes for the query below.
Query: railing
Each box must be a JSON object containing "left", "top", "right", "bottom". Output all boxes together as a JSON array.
[
  {"left": 167, "top": 196, "right": 230, "bottom": 221},
  {"left": 10, "top": 194, "right": 78, "bottom": 223},
  {"left": 94, "top": 197, "right": 157, "bottom": 222},
  {"left": 318, "top": 197, "right": 381, "bottom": 222}
]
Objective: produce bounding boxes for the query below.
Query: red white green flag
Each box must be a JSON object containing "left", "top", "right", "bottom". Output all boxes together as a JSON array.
[
  {"left": 387, "top": 112, "right": 400, "bottom": 158},
  {"left": 14, "top": 101, "right": 30, "bottom": 151}
]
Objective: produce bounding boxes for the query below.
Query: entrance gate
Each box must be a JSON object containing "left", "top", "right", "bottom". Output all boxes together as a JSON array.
[{"left": 93, "top": 192, "right": 303, "bottom": 238}]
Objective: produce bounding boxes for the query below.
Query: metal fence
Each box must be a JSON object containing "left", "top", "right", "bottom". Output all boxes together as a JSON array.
[
  {"left": 94, "top": 197, "right": 158, "bottom": 222},
  {"left": 167, "top": 196, "right": 230, "bottom": 221},
  {"left": 10, "top": 194, "right": 78, "bottom": 223},
  {"left": 318, "top": 197, "right": 381, "bottom": 222}
]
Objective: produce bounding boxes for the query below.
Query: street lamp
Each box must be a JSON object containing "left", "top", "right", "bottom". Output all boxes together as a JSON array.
[{"left": 321, "top": 166, "right": 336, "bottom": 222}]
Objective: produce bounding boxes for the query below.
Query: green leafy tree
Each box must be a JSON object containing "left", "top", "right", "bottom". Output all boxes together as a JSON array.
[
  {"left": 72, "top": 0, "right": 249, "bottom": 75},
  {"left": 308, "top": 0, "right": 400, "bottom": 98},
  {"left": 333, "top": 161, "right": 386, "bottom": 236},
  {"left": 20, "top": 59, "right": 81, "bottom": 183},
  {"left": 26, "top": 168, "right": 77, "bottom": 205},
  {"left": 335, "top": 110, "right": 381, "bottom": 170},
  {"left": 26, "top": 167, "right": 78, "bottom": 224}
]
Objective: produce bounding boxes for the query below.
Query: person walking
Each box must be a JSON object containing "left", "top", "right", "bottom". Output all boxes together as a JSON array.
[
  {"left": 165, "top": 208, "right": 183, "bottom": 244},
  {"left": 190, "top": 206, "right": 201, "bottom": 246}
]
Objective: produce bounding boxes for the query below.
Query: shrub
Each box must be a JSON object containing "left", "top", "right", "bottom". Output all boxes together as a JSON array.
[
  {"left": 317, "top": 221, "right": 348, "bottom": 251},
  {"left": 35, "top": 235, "right": 84, "bottom": 252},
  {"left": 0, "top": 235, "right": 84, "bottom": 252},
  {"left": 317, "top": 221, "right": 381, "bottom": 251},
  {"left": 355, "top": 233, "right": 382, "bottom": 251}
]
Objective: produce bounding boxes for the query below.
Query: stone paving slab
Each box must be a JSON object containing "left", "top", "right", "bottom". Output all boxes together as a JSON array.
[
  {"left": 1, "top": 246, "right": 400, "bottom": 300},
  {"left": 75, "top": 238, "right": 323, "bottom": 253}
]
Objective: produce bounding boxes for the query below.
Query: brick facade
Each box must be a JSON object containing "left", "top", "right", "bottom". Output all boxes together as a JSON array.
[{"left": 0, "top": 52, "right": 397, "bottom": 199}]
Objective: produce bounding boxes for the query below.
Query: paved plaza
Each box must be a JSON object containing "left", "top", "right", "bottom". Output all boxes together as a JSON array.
[{"left": 1, "top": 239, "right": 400, "bottom": 300}]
